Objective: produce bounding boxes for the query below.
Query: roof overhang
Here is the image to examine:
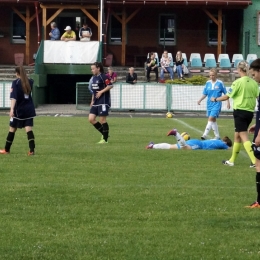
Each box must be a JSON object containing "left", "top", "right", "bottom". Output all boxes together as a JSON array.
[{"left": 106, "top": 0, "right": 252, "bottom": 7}]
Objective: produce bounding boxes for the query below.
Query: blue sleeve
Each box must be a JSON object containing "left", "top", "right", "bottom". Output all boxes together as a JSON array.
[
  {"left": 219, "top": 141, "right": 229, "bottom": 149},
  {"left": 202, "top": 85, "right": 208, "bottom": 96},
  {"left": 52, "top": 28, "right": 60, "bottom": 40}
]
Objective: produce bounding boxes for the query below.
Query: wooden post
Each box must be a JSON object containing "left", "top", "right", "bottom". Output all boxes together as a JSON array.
[
  {"left": 42, "top": 6, "right": 47, "bottom": 40},
  {"left": 217, "top": 9, "right": 222, "bottom": 57},
  {"left": 26, "top": 6, "right": 30, "bottom": 65},
  {"left": 121, "top": 8, "right": 126, "bottom": 66}
]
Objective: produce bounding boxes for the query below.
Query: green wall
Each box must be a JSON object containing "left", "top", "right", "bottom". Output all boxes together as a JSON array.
[{"left": 243, "top": 0, "right": 260, "bottom": 57}]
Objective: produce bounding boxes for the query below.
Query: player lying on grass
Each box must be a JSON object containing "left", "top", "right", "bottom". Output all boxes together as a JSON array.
[{"left": 146, "top": 129, "right": 232, "bottom": 150}]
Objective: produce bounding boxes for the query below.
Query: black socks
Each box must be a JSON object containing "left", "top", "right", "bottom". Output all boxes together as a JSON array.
[
  {"left": 5, "top": 132, "right": 15, "bottom": 152},
  {"left": 27, "top": 131, "right": 35, "bottom": 153}
]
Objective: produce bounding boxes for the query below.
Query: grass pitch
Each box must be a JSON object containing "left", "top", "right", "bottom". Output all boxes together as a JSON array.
[{"left": 0, "top": 115, "right": 259, "bottom": 260}]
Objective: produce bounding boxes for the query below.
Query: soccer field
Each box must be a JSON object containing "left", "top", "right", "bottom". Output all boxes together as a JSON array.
[{"left": 0, "top": 115, "right": 259, "bottom": 259}]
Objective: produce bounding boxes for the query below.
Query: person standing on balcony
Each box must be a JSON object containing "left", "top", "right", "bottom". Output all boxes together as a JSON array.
[
  {"left": 146, "top": 52, "right": 158, "bottom": 83},
  {"left": 79, "top": 23, "right": 92, "bottom": 42},
  {"left": 49, "top": 22, "right": 60, "bottom": 40},
  {"left": 160, "top": 50, "right": 173, "bottom": 83},
  {"left": 0, "top": 66, "right": 36, "bottom": 155},
  {"left": 61, "top": 26, "right": 76, "bottom": 41}
]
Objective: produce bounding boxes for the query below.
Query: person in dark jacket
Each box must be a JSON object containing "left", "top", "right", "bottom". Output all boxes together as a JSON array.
[{"left": 126, "top": 67, "right": 137, "bottom": 84}]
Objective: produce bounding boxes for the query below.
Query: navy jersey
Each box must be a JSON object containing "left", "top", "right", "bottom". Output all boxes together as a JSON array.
[
  {"left": 91, "top": 73, "right": 112, "bottom": 107},
  {"left": 253, "top": 94, "right": 260, "bottom": 142},
  {"left": 10, "top": 78, "right": 36, "bottom": 119}
]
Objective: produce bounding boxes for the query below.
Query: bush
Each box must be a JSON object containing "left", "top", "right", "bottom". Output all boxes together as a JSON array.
[{"left": 165, "top": 75, "right": 208, "bottom": 85}]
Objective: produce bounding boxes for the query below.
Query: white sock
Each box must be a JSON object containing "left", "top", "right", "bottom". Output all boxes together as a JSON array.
[
  {"left": 153, "top": 143, "right": 171, "bottom": 149},
  {"left": 212, "top": 122, "right": 220, "bottom": 138},
  {"left": 203, "top": 121, "right": 213, "bottom": 137},
  {"left": 175, "top": 132, "right": 186, "bottom": 148}
]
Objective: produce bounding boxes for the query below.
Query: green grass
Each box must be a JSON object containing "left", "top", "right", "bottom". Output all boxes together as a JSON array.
[{"left": 0, "top": 115, "right": 259, "bottom": 259}]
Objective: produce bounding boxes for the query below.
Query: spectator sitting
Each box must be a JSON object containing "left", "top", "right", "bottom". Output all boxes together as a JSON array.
[
  {"left": 160, "top": 50, "right": 174, "bottom": 83},
  {"left": 106, "top": 67, "right": 117, "bottom": 83},
  {"left": 49, "top": 22, "right": 60, "bottom": 41},
  {"left": 61, "top": 26, "right": 76, "bottom": 41},
  {"left": 79, "top": 23, "right": 92, "bottom": 42},
  {"left": 126, "top": 67, "right": 137, "bottom": 84},
  {"left": 146, "top": 52, "right": 159, "bottom": 83},
  {"left": 175, "top": 51, "right": 185, "bottom": 80}
]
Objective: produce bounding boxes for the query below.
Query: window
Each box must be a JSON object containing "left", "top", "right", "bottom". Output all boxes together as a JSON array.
[
  {"left": 208, "top": 16, "right": 225, "bottom": 46},
  {"left": 12, "top": 12, "right": 26, "bottom": 44},
  {"left": 159, "top": 15, "right": 176, "bottom": 46},
  {"left": 109, "top": 14, "right": 123, "bottom": 45}
]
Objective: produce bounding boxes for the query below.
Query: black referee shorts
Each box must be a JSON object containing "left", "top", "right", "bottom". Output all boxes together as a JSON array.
[
  {"left": 10, "top": 118, "right": 34, "bottom": 128},
  {"left": 233, "top": 109, "right": 254, "bottom": 132}
]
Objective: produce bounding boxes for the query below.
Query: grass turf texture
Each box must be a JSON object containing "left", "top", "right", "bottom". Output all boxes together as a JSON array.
[{"left": 0, "top": 115, "right": 260, "bottom": 259}]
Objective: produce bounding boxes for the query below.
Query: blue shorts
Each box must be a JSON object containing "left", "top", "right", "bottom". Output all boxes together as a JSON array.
[
  {"left": 10, "top": 118, "right": 34, "bottom": 128},
  {"left": 185, "top": 140, "right": 203, "bottom": 150},
  {"left": 90, "top": 105, "right": 109, "bottom": 117},
  {"left": 207, "top": 110, "right": 220, "bottom": 118}
]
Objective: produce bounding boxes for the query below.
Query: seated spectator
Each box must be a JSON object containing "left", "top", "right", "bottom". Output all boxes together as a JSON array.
[
  {"left": 61, "top": 26, "right": 76, "bottom": 41},
  {"left": 49, "top": 22, "right": 60, "bottom": 41},
  {"left": 175, "top": 51, "right": 185, "bottom": 80},
  {"left": 146, "top": 52, "right": 158, "bottom": 82},
  {"left": 126, "top": 67, "right": 137, "bottom": 84},
  {"left": 106, "top": 67, "right": 117, "bottom": 83},
  {"left": 79, "top": 23, "right": 92, "bottom": 42},
  {"left": 160, "top": 50, "right": 173, "bottom": 83}
]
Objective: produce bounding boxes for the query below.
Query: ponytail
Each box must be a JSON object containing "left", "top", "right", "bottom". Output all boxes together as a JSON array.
[{"left": 15, "top": 66, "right": 31, "bottom": 95}]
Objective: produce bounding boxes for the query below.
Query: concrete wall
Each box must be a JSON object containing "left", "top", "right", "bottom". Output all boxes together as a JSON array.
[{"left": 243, "top": 0, "right": 260, "bottom": 57}]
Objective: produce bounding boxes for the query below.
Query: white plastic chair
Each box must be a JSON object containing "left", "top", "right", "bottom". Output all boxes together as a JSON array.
[
  {"left": 203, "top": 53, "right": 216, "bottom": 63},
  {"left": 246, "top": 54, "right": 257, "bottom": 65},
  {"left": 189, "top": 53, "right": 201, "bottom": 62},
  {"left": 218, "top": 54, "right": 230, "bottom": 63},
  {"left": 147, "top": 52, "right": 159, "bottom": 66},
  {"left": 232, "top": 54, "right": 244, "bottom": 63}
]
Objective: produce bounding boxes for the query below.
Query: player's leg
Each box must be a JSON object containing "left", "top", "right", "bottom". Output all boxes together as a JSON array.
[
  {"left": 240, "top": 131, "right": 256, "bottom": 165},
  {"left": 201, "top": 110, "right": 214, "bottom": 139},
  {"left": 99, "top": 116, "right": 109, "bottom": 142},
  {"left": 25, "top": 123, "right": 35, "bottom": 155},
  {"left": 167, "top": 67, "right": 174, "bottom": 80},
  {"left": 167, "top": 129, "right": 186, "bottom": 148},
  {"left": 210, "top": 111, "right": 220, "bottom": 139},
  {"left": 146, "top": 142, "right": 190, "bottom": 150},
  {"left": 0, "top": 126, "right": 17, "bottom": 154},
  {"left": 89, "top": 106, "right": 104, "bottom": 137}
]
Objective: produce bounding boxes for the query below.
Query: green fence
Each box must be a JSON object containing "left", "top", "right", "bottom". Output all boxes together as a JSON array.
[{"left": 76, "top": 82, "right": 234, "bottom": 113}]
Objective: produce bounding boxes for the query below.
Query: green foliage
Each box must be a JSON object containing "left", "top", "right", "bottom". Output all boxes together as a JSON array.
[
  {"left": 0, "top": 116, "right": 259, "bottom": 259},
  {"left": 165, "top": 75, "right": 208, "bottom": 85}
]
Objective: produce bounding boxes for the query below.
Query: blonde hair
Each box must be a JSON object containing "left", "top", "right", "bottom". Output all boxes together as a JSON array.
[
  {"left": 176, "top": 51, "right": 183, "bottom": 62},
  {"left": 209, "top": 68, "right": 217, "bottom": 75},
  {"left": 237, "top": 60, "right": 249, "bottom": 75}
]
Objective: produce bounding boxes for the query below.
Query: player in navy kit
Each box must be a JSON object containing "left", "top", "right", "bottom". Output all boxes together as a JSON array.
[
  {"left": 0, "top": 66, "right": 36, "bottom": 155},
  {"left": 146, "top": 128, "right": 232, "bottom": 150},
  {"left": 89, "top": 62, "right": 113, "bottom": 144}
]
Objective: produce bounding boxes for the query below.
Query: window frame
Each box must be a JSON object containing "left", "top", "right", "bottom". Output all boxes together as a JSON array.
[
  {"left": 109, "top": 13, "right": 127, "bottom": 45},
  {"left": 207, "top": 15, "right": 226, "bottom": 46},
  {"left": 158, "top": 14, "right": 176, "bottom": 46},
  {"left": 11, "top": 11, "right": 26, "bottom": 44}
]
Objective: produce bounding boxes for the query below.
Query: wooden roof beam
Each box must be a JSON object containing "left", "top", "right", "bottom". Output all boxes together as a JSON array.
[{"left": 40, "top": 4, "right": 98, "bottom": 9}]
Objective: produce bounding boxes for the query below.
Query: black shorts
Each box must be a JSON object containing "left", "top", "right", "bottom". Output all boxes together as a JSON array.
[
  {"left": 10, "top": 118, "right": 34, "bottom": 128},
  {"left": 233, "top": 109, "right": 254, "bottom": 132},
  {"left": 90, "top": 105, "right": 109, "bottom": 117},
  {"left": 252, "top": 143, "right": 260, "bottom": 160}
]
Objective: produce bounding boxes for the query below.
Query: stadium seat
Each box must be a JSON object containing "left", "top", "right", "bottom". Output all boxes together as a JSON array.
[
  {"left": 189, "top": 57, "right": 203, "bottom": 73},
  {"left": 217, "top": 53, "right": 230, "bottom": 63},
  {"left": 205, "top": 58, "right": 217, "bottom": 68},
  {"left": 246, "top": 54, "right": 257, "bottom": 65},
  {"left": 203, "top": 53, "right": 216, "bottom": 63},
  {"left": 189, "top": 53, "right": 201, "bottom": 62},
  {"left": 219, "top": 56, "right": 231, "bottom": 73},
  {"left": 232, "top": 54, "right": 244, "bottom": 63},
  {"left": 182, "top": 53, "right": 188, "bottom": 67}
]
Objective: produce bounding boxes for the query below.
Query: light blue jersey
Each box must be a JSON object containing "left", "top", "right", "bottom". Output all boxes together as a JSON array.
[
  {"left": 184, "top": 139, "right": 229, "bottom": 150},
  {"left": 202, "top": 79, "right": 227, "bottom": 111}
]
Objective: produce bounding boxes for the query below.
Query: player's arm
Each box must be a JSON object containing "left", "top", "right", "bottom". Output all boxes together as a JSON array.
[
  {"left": 10, "top": 98, "right": 16, "bottom": 117},
  {"left": 197, "top": 94, "right": 207, "bottom": 105},
  {"left": 255, "top": 128, "right": 260, "bottom": 147},
  {"left": 211, "top": 94, "right": 229, "bottom": 102},
  {"left": 226, "top": 98, "right": 231, "bottom": 109}
]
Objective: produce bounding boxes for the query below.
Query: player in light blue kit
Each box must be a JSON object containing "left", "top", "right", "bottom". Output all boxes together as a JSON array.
[
  {"left": 197, "top": 69, "right": 230, "bottom": 140},
  {"left": 146, "top": 128, "right": 232, "bottom": 150}
]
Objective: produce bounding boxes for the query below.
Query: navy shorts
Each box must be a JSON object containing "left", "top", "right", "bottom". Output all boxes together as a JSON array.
[
  {"left": 90, "top": 105, "right": 109, "bottom": 116},
  {"left": 10, "top": 117, "right": 34, "bottom": 128},
  {"left": 233, "top": 109, "right": 253, "bottom": 132}
]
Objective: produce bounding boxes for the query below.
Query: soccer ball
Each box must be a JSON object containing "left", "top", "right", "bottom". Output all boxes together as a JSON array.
[
  {"left": 181, "top": 132, "right": 190, "bottom": 141},
  {"left": 166, "top": 112, "right": 173, "bottom": 118}
]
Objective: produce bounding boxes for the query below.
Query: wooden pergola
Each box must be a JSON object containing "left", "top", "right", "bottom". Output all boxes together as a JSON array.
[{"left": 107, "top": 0, "right": 252, "bottom": 66}]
